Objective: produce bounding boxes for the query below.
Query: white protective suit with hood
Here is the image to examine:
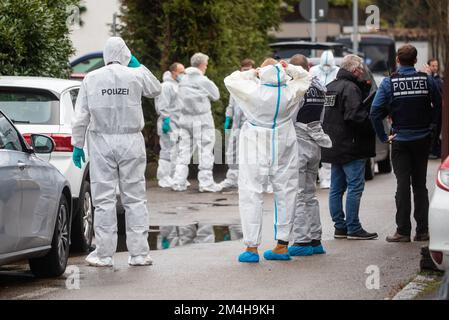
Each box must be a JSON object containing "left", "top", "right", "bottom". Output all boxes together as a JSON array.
[
  {"left": 224, "top": 63, "right": 311, "bottom": 247},
  {"left": 292, "top": 77, "right": 332, "bottom": 244},
  {"left": 71, "top": 37, "right": 161, "bottom": 266},
  {"left": 172, "top": 67, "right": 221, "bottom": 191},
  {"left": 221, "top": 95, "right": 247, "bottom": 188},
  {"left": 309, "top": 50, "right": 339, "bottom": 189},
  {"left": 155, "top": 71, "right": 181, "bottom": 187}
]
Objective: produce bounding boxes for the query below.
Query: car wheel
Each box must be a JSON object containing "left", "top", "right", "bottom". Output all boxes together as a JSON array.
[
  {"left": 378, "top": 149, "right": 392, "bottom": 174},
  {"left": 365, "top": 158, "right": 375, "bottom": 181},
  {"left": 70, "top": 180, "right": 94, "bottom": 252},
  {"left": 29, "top": 194, "right": 70, "bottom": 278}
]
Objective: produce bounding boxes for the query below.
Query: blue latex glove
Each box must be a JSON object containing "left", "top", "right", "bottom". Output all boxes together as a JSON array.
[
  {"left": 224, "top": 116, "right": 232, "bottom": 130},
  {"left": 162, "top": 117, "right": 171, "bottom": 134},
  {"left": 128, "top": 55, "right": 141, "bottom": 68},
  {"left": 72, "top": 147, "right": 85, "bottom": 169}
]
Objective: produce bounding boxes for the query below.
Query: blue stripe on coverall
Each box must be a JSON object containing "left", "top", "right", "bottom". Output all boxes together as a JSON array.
[{"left": 272, "top": 65, "right": 281, "bottom": 240}]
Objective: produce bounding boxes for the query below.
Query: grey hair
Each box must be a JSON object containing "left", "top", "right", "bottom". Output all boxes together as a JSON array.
[
  {"left": 340, "top": 54, "right": 364, "bottom": 72},
  {"left": 190, "top": 52, "right": 209, "bottom": 67}
]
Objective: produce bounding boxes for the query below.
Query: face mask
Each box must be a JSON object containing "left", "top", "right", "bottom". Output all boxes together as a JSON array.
[
  {"left": 176, "top": 74, "right": 184, "bottom": 82},
  {"left": 321, "top": 65, "right": 332, "bottom": 74}
]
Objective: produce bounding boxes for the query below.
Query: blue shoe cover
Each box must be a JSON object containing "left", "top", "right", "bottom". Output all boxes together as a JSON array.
[
  {"left": 288, "top": 246, "right": 314, "bottom": 257},
  {"left": 238, "top": 251, "right": 259, "bottom": 263},
  {"left": 312, "top": 245, "right": 326, "bottom": 255},
  {"left": 263, "top": 250, "right": 291, "bottom": 261}
]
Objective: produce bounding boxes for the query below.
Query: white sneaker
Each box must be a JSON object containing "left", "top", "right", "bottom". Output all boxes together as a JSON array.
[
  {"left": 199, "top": 183, "right": 223, "bottom": 193},
  {"left": 219, "top": 179, "right": 238, "bottom": 189},
  {"left": 128, "top": 254, "right": 153, "bottom": 266},
  {"left": 158, "top": 178, "right": 174, "bottom": 188},
  {"left": 86, "top": 251, "right": 114, "bottom": 267},
  {"left": 172, "top": 183, "right": 188, "bottom": 192}
]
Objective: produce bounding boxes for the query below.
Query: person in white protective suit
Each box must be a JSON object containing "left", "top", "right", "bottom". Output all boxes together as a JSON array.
[
  {"left": 287, "top": 54, "right": 332, "bottom": 257},
  {"left": 310, "top": 50, "right": 340, "bottom": 189},
  {"left": 171, "top": 53, "right": 222, "bottom": 192},
  {"left": 224, "top": 58, "right": 312, "bottom": 263},
  {"left": 220, "top": 59, "right": 256, "bottom": 189},
  {"left": 71, "top": 37, "right": 161, "bottom": 267},
  {"left": 155, "top": 62, "right": 185, "bottom": 188}
]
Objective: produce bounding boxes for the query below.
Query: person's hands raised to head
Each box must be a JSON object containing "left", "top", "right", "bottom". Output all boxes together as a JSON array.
[{"left": 279, "top": 60, "right": 289, "bottom": 69}]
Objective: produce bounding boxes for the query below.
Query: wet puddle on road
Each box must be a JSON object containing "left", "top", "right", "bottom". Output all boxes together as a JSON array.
[
  {"left": 117, "top": 223, "right": 243, "bottom": 251},
  {"left": 158, "top": 198, "right": 238, "bottom": 215}
]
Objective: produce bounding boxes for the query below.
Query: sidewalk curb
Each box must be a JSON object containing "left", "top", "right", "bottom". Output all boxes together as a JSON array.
[{"left": 391, "top": 275, "right": 438, "bottom": 300}]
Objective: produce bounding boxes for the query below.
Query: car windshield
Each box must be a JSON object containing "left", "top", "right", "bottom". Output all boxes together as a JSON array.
[
  {"left": 272, "top": 45, "right": 345, "bottom": 60},
  {"left": 362, "top": 45, "right": 392, "bottom": 73},
  {"left": 72, "top": 57, "right": 104, "bottom": 73},
  {"left": 0, "top": 88, "right": 60, "bottom": 125},
  {"left": 273, "top": 48, "right": 313, "bottom": 59}
]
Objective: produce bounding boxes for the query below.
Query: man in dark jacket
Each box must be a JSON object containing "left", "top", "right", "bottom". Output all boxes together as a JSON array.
[
  {"left": 370, "top": 45, "right": 441, "bottom": 243},
  {"left": 427, "top": 58, "right": 443, "bottom": 159},
  {"left": 322, "top": 54, "right": 378, "bottom": 240}
]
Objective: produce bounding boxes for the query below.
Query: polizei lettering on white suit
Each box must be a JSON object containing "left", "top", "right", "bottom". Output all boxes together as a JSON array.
[
  {"left": 392, "top": 76, "right": 429, "bottom": 97},
  {"left": 101, "top": 88, "right": 130, "bottom": 96}
]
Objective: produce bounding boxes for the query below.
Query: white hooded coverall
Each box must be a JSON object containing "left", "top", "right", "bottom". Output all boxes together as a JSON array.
[
  {"left": 224, "top": 64, "right": 311, "bottom": 247},
  {"left": 155, "top": 71, "right": 180, "bottom": 186},
  {"left": 223, "top": 95, "right": 247, "bottom": 187},
  {"left": 172, "top": 67, "right": 220, "bottom": 189},
  {"left": 71, "top": 37, "right": 161, "bottom": 261},
  {"left": 309, "top": 50, "right": 340, "bottom": 189},
  {"left": 292, "top": 77, "right": 332, "bottom": 244}
]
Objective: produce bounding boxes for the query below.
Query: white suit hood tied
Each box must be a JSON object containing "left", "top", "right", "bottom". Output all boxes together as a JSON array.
[
  {"left": 320, "top": 50, "right": 336, "bottom": 71},
  {"left": 310, "top": 50, "right": 340, "bottom": 87},
  {"left": 103, "top": 37, "right": 132, "bottom": 66},
  {"left": 259, "top": 64, "right": 290, "bottom": 85}
]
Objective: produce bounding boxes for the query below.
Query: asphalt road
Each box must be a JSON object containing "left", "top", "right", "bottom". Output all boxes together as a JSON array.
[{"left": 0, "top": 160, "right": 441, "bottom": 300}]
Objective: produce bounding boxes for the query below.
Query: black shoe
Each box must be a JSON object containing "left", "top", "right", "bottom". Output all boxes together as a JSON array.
[
  {"left": 414, "top": 232, "right": 429, "bottom": 242},
  {"left": 347, "top": 229, "right": 378, "bottom": 240},
  {"left": 334, "top": 228, "right": 348, "bottom": 239},
  {"left": 386, "top": 232, "right": 411, "bottom": 243}
]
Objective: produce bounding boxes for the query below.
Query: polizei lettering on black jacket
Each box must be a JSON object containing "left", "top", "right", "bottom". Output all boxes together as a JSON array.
[{"left": 101, "top": 88, "right": 130, "bottom": 96}]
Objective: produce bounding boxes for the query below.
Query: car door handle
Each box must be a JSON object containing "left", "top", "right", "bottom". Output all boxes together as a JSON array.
[{"left": 17, "top": 161, "right": 27, "bottom": 171}]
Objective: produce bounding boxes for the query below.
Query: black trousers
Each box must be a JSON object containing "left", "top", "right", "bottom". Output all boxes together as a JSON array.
[{"left": 392, "top": 137, "right": 431, "bottom": 236}]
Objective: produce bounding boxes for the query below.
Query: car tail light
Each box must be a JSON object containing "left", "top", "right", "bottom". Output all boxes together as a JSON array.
[
  {"left": 22, "top": 133, "right": 32, "bottom": 146},
  {"left": 22, "top": 134, "right": 73, "bottom": 152},
  {"left": 430, "top": 251, "right": 443, "bottom": 265},
  {"left": 437, "top": 157, "right": 449, "bottom": 192}
]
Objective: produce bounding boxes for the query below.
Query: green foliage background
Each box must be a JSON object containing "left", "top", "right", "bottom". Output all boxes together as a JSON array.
[
  {"left": 0, "top": 0, "right": 80, "bottom": 78},
  {"left": 118, "top": 0, "right": 289, "bottom": 160}
]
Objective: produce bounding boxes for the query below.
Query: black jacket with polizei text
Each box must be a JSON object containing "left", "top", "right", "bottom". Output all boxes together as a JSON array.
[{"left": 321, "top": 68, "right": 376, "bottom": 164}]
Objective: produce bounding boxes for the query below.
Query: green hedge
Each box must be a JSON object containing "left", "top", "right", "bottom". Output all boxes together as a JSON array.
[
  {"left": 119, "top": 0, "right": 289, "bottom": 161},
  {"left": 0, "top": 0, "right": 80, "bottom": 78}
]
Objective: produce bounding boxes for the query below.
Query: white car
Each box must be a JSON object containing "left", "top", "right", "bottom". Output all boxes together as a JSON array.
[
  {"left": 429, "top": 156, "right": 449, "bottom": 271},
  {"left": 0, "top": 77, "right": 93, "bottom": 252}
]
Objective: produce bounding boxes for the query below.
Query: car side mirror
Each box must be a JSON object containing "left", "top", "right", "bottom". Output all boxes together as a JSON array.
[{"left": 30, "top": 134, "right": 55, "bottom": 154}]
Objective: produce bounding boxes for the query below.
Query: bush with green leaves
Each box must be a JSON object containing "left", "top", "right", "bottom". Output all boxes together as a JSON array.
[
  {"left": 0, "top": 0, "right": 80, "bottom": 78},
  {"left": 119, "top": 0, "right": 289, "bottom": 161}
]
